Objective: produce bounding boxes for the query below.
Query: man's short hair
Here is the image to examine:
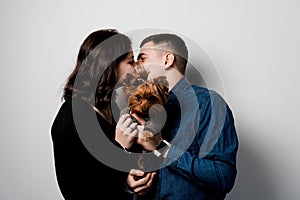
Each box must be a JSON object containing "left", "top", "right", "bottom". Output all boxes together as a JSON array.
[{"left": 140, "top": 33, "right": 188, "bottom": 74}]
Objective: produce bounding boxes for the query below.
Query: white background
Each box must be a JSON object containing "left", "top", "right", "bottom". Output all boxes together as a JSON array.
[{"left": 1, "top": 0, "right": 300, "bottom": 199}]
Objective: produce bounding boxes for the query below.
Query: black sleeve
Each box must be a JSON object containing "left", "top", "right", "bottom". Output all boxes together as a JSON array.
[{"left": 51, "top": 102, "right": 132, "bottom": 200}]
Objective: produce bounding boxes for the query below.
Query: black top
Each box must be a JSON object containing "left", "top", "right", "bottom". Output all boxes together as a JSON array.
[{"left": 51, "top": 99, "right": 132, "bottom": 200}]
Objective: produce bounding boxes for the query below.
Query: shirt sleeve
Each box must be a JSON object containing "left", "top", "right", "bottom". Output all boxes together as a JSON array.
[{"left": 164, "top": 92, "right": 239, "bottom": 193}]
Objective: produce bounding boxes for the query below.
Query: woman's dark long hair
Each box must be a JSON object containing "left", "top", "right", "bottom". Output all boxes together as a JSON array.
[{"left": 62, "top": 29, "right": 132, "bottom": 112}]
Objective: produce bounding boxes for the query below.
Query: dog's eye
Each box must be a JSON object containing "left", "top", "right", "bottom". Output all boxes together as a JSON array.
[
  {"left": 148, "top": 95, "right": 158, "bottom": 102},
  {"left": 136, "top": 95, "right": 142, "bottom": 101}
]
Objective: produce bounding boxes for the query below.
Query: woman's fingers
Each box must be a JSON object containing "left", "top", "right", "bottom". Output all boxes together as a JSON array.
[
  {"left": 117, "top": 113, "right": 131, "bottom": 125},
  {"left": 117, "top": 114, "right": 138, "bottom": 134},
  {"left": 115, "top": 115, "right": 139, "bottom": 149}
]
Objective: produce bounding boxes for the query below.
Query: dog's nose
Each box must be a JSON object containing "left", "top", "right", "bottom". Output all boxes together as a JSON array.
[{"left": 142, "top": 107, "right": 147, "bottom": 112}]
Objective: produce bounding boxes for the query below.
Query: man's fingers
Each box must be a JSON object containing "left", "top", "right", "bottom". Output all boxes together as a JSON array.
[
  {"left": 132, "top": 173, "right": 151, "bottom": 187},
  {"left": 136, "top": 125, "right": 145, "bottom": 137},
  {"left": 146, "top": 172, "right": 156, "bottom": 187},
  {"left": 127, "top": 170, "right": 157, "bottom": 195},
  {"left": 129, "top": 169, "right": 145, "bottom": 176},
  {"left": 132, "top": 173, "right": 153, "bottom": 193}
]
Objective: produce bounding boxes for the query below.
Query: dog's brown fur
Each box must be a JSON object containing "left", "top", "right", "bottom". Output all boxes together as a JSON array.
[{"left": 121, "top": 66, "right": 169, "bottom": 141}]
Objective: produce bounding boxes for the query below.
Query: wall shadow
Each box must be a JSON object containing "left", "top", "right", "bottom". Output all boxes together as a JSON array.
[
  {"left": 185, "top": 63, "right": 279, "bottom": 200},
  {"left": 226, "top": 127, "right": 279, "bottom": 200},
  {"left": 185, "top": 63, "right": 207, "bottom": 87}
]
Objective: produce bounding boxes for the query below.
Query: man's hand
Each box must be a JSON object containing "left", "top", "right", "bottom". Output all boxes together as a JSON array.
[
  {"left": 127, "top": 169, "right": 157, "bottom": 196},
  {"left": 131, "top": 113, "right": 162, "bottom": 151},
  {"left": 137, "top": 126, "right": 162, "bottom": 151}
]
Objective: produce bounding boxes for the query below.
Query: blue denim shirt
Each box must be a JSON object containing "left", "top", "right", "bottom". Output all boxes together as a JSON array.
[{"left": 153, "top": 78, "right": 239, "bottom": 200}]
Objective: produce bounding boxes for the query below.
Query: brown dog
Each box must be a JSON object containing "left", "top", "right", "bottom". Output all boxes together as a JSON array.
[{"left": 120, "top": 66, "right": 169, "bottom": 141}]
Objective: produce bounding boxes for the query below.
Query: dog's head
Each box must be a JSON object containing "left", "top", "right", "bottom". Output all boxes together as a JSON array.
[
  {"left": 120, "top": 65, "right": 169, "bottom": 118},
  {"left": 127, "top": 76, "right": 169, "bottom": 119}
]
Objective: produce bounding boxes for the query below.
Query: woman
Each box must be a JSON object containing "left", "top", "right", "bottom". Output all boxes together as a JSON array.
[{"left": 51, "top": 29, "right": 138, "bottom": 199}]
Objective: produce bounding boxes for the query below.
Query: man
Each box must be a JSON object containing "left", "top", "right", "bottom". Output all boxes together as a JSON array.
[{"left": 126, "top": 33, "right": 239, "bottom": 199}]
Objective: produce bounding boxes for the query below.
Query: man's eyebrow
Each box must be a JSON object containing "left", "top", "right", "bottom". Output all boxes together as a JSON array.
[{"left": 137, "top": 53, "right": 145, "bottom": 59}]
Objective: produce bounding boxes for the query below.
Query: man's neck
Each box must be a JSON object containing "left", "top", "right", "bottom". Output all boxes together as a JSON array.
[{"left": 166, "top": 68, "right": 184, "bottom": 91}]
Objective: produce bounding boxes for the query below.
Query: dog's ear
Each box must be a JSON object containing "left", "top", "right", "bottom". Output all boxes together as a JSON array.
[
  {"left": 153, "top": 76, "right": 169, "bottom": 104},
  {"left": 121, "top": 72, "right": 147, "bottom": 99},
  {"left": 156, "top": 84, "right": 169, "bottom": 104},
  {"left": 119, "top": 73, "right": 136, "bottom": 99},
  {"left": 122, "top": 85, "right": 136, "bottom": 100},
  {"left": 134, "top": 65, "right": 149, "bottom": 82},
  {"left": 153, "top": 76, "right": 169, "bottom": 93},
  {"left": 120, "top": 73, "right": 144, "bottom": 89},
  {"left": 120, "top": 73, "right": 135, "bottom": 87}
]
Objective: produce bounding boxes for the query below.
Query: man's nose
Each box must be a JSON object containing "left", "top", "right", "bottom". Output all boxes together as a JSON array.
[
  {"left": 133, "top": 62, "right": 138, "bottom": 67},
  {"left": 135, "top": 59, "right": 143, "bottom": 66}
]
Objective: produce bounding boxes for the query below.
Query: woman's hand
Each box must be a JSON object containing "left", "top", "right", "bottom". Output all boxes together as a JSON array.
[{"left": 115, "top": 114, "right": 138, "bottom": 150}]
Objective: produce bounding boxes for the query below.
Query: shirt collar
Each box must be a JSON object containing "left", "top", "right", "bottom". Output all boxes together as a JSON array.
[{"left": 168, "top": 78, "right": 189, "bottom": 101}]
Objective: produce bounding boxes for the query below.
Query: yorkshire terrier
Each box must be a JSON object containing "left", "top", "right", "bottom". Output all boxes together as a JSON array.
[{"left": 120, "top": 65, "right": 169, "bottom": 142}]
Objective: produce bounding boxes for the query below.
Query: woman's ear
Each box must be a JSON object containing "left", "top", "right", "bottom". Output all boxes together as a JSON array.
[{"left": 164, "top": 53, "right": 175, "bottom": 69}]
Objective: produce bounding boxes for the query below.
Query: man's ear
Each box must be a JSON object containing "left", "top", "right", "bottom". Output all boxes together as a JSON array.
[{"left": 164, "top": 53, "right": 175, "bottom": 69}]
